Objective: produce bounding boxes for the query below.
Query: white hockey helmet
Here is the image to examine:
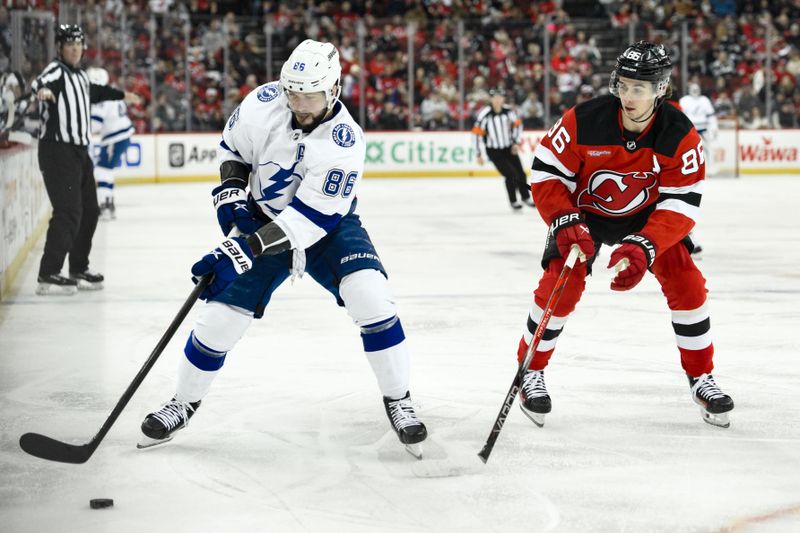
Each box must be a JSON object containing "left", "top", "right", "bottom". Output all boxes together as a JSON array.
[
  {"left": 280, "top": 39, "right": 342, "bottom": 111},
  {"left": 87, "top": 67, "right": 109, "bottom": 86}
]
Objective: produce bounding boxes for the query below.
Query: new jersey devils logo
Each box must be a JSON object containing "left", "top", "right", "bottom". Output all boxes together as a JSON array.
[{"left": 577, "top": 170, "right": 658, "bottom": 216}]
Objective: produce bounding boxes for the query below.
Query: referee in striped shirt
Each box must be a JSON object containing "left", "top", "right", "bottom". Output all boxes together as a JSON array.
[
  {"left": 473, "top": 88, "right": 535, "bottom": 211},
  {"left": 31, "top": 24, "right": 140, "bottom": 295}
]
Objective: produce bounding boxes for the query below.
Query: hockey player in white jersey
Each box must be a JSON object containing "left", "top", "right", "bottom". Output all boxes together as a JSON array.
[
  {"left": 679, "top": 83, "right": 718, "bottom": 176},
  {"left": 87, "top": 67, "right": 134, "bottom": 220},
  {"left": 679, "top": 82, "right": 717, "bottom": 256},
  {"left": 139, "top": 40, "right": 427, "bottom": 458}
]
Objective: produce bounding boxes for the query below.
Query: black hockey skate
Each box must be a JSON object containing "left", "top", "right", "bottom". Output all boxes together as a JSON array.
[
  {"left": 383, "top": 391, "right": 427, "bottom": 459},
  {"left": 69, "top": 270, "right": 104, "bottom": 291},
  {"left": 137, "top": 398, "right": 201, "bottom": 449},
  {"left": 519, "top": 370, "right": 551, "bottom": 427},
  {"left": 688, "top": 373, "right": 734, "bottom": 428},
  {"left": 522, "top": 197, "right": 536, "bottom": 208},
  {"left": 36, "top": 273, "right": 78, "bottom": 296}
]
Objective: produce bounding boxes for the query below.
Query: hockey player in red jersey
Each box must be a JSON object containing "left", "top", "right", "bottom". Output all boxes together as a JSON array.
[{"left": 517, "top": 41, "right": 734, "bottom": 428}]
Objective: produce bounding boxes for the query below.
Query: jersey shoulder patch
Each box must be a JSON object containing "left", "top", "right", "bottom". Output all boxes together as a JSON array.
[
  {"left": 331, "top": 123, "right": 357, "bottom": 147},
  {"left": 256, "top": 83, "right": 280, "bottom": 103}
]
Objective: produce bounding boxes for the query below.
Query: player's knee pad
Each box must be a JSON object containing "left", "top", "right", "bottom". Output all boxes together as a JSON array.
[
  {"left": 340, "top": 269, "right": 406, "bottom": 353},
  {"left": 193, "top": 301, "right": 253, "bottom": 353},
  {"left": 340, "top": 269, "right": 396, "bottom": 327}
]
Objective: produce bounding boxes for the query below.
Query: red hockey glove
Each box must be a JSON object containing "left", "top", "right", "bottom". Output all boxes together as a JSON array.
[
  {"left": 608, "top": 234, "right": 656, "bottom": 291},
  {"left": 550, "top": 211, "right": 595, "bottom": 260}
]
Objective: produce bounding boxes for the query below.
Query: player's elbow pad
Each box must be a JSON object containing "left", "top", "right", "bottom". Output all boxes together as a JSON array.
[
  {"left": 219, "top": 160, "right": 250, "bottom": 186},
  {"left": 246, "top": 222, "right": 291, "bottom": 256}
]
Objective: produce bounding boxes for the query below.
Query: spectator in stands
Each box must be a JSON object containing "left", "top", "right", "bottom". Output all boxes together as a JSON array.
[
  {"left": 710, "top": 50, "right": 737, "bottom": 79},
  {"left": 419, "top": 89, "right": 449, "bottom": 126},
  {"left": 713, "top": 90, "right": 736, "bottom": 119},
  {"left": 519, "top": 90, "right": 544, "bottom": 128},
  {"left": 424, "top": 107, "right": 455, "bottom": 131},
  {"left": 374, "top": 101, "right": 405, "bottom": 130},
  {"left": 741, "top": 105, "right": 769, "bottom": 129},
  {"left": 569, "top": 31, "right": 601, "bottom": 64},
  {"left": 774, "top": 93, "right": 797, "bottom": 127}
]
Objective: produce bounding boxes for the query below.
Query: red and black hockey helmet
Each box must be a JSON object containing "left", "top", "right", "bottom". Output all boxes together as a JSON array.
[{"left": 55, "top": 24, "right": 85, "bottom": 46}]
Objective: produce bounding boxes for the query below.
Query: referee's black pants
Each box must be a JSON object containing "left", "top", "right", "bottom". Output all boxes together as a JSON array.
[
  {"left": 486, "top": 147, "right": 531, "bottom": 204},
  {"left": 38, "top": 140, "right": 100, "bottom": 277}
]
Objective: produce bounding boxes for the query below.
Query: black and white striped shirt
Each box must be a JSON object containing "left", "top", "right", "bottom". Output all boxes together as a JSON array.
[
  {"left": 31, "top": 59, "right": 123, "bottom": 146},
  {"left": 472, "top": 104, "right": 523, "bottom": 152}
]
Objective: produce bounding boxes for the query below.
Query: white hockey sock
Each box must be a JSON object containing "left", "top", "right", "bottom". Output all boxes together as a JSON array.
[
  {"left": 175, "top": 332, "right": 225, "bottom": 403},
  {"left": 94, "top": 166, "right": 114, "bottom": 205},
  {"left": 365, "top": 340, "right": 411, "bottom": 400},
  {"left": 174, "top": 302, "right": 253, "bottom": 403},
  {"left": 340, "top": 270, "right": 411, "bottom": 399}
]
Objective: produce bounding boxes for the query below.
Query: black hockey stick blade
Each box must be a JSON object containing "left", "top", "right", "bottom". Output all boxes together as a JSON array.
[
  {"left": 19, "top": 275, "right": 210, "bottom": 464},
  {"left": 19, "top": 432, "right": 94, "bottom": 464}
]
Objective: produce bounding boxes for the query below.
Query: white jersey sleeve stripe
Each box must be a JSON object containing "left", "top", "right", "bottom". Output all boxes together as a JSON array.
[
  {"left": 532, "top": 144, "right": 576, "bottom": 178},
  {"left": 659, "top": 182, "right": 704, "bottom": 195}
]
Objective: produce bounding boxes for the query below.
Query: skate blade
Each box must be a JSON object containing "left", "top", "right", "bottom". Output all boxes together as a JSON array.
[
  {"left": 75, "top": 280, "right": 104, "bottom": 291},
  {"left": 701, "top": 410, "right": 730, "bottom": 428},
  {"left": 519, "top": 404, "right": 546, "bottom": 427},
  {"left": 136, "top": 435, "right": 174, "bottom": 449},
  {"left": 404, "top": 443, "right": 423, "bottom": 460},
  {"left": 36, "top": 284, "right": 77, "bottom": 296}
]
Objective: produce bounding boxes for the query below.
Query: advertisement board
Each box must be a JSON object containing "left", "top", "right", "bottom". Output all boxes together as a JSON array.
[{"left": 112, "top": 129, "right": 799, "bottom": 184}]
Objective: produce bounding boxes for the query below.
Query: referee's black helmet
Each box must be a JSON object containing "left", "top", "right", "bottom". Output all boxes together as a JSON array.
[{"left": 55, "top": 24, "right": 85, "bottom": 46}]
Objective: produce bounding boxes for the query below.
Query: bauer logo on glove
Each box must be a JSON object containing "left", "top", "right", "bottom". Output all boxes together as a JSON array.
[{"left": 191, "top": 236, "right": 255, "bottom": 301}]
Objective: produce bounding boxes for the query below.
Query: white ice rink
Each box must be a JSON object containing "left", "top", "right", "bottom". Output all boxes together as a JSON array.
[{"left": 1, "top": 176, "right": 799, "bottom": 533}]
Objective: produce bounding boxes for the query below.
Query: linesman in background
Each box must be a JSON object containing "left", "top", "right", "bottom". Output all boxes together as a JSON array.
[
  {"left": 473, "top": 88, "right": 536, "bottom": 212},
  {"left": 31, "top": 24, "right": 140, "bottom": 295}
]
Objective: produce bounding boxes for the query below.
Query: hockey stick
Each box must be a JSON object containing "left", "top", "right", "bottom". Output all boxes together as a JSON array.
[
  {"left": 477, "top": 244, "right": 582, "bottom": 464},
  {"left": 19, "top": 275, "right": 210, "bottom": 464}
]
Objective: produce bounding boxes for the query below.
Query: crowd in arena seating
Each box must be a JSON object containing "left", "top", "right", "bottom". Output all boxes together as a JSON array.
[{"left": 1, "top": 0, "right": 799, "bottom": 140}]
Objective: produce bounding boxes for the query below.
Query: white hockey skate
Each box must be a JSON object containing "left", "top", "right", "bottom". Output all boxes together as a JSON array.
[
  {"left": 137, "top": 398, "right": 201, "bottom": 449},
  {"left": 519, "top": 370, "right": 551, "bottom": 427},
  {"left": 384, "top": 392, "right": 427, "bottom": 459},
  {"left": 689, "top": 373, "right": 734, "bottom": 428}
]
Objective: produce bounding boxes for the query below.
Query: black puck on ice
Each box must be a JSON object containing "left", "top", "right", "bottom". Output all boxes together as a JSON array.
[{"left": 89, "top": 498, "right": 114, "bottom": 509}]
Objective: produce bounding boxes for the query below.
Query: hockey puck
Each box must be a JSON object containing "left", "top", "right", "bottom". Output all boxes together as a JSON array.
[{"left": 89, "top": 498, "right": 114, "bottom": 509}]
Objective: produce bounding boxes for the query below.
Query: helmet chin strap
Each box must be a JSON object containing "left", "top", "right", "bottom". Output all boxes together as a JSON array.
[
  {"left": 630, "top": 104, "right": 656, "bottom": 123},
  {"left": 628, "top": 94, "right": 666, "bottom": 124}
]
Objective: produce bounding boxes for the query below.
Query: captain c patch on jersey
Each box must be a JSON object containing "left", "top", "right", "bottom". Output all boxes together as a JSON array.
[{"left": 577, "top": 170, "right": 658, "bottom": 216}]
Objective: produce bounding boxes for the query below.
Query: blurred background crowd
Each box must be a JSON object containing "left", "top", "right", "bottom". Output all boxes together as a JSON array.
[{"left": 2, "top": 0, "right": 799, "bottom": 143}]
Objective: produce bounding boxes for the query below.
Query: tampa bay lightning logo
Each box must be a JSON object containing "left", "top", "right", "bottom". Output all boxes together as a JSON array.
[
  {"left": 227, "top": 105, "right": 240, "bottom": 129},
  {"left": 257, "top": 83, "right": 279, "bottom": 102},
  {"left": 332, "top": 123, "right": 356, "bottom": 148},
  {"left": 256, "top": 159, "right": 302, "bottom": 215}
]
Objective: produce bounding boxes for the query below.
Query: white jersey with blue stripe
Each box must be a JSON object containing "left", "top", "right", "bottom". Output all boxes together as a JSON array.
[
  {"left": 219, "top": 82, "right": 365, "bottom": 251},
  {"left": 90, "top": 99, "right": 134, "bottom": 146}
]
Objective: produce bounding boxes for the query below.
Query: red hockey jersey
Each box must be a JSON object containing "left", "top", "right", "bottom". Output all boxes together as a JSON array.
[{"left": 531, "top": 94, "right": 705, "bottom": 256}]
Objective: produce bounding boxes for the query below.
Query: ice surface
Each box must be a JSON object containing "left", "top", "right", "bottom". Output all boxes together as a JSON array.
[{"left": 1, "top": 176, "right": 799, "bottom": 532}]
